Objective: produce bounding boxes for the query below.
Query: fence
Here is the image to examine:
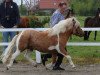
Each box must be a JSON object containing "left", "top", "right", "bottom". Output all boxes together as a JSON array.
[{"left": 0, "top": 28, "right": 100, "bottom": 63}]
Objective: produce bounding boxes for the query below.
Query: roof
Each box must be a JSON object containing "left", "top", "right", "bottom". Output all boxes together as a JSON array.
[{"left": 39, "top": 0, "right": 66, "bottom": 9}]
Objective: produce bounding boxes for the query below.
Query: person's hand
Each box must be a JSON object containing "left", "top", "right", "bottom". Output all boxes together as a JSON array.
[
  {"left": 13, "top": 25, "right": 17, "bottom": 28},
  {"left": 0, "top": 26, "right": 4, "bottom": 28}
]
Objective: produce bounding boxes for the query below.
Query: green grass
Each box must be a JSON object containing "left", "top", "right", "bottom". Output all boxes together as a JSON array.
[
  {"left": 15, "top": 51, "right": 36, "bottom": 63},
  {"left": 68, "top": 46, "right": 100, "bottom": 58}
]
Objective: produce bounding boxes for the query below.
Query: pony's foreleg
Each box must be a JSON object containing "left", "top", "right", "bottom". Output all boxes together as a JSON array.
[
  {"left": 87, "top": 31, "right": 91, "bottom": 40},
  {"left": 58, "top": 49, "right": 75, "bottom": 68},
  {"left": 84, "top": 31, "right": 88, "bottom": 40},
  {"left": 7, "top": 49, "right": 20, "bottom": 70},
  {"left": 52, "top": 53, "right": 57, "bottom": 64},
  {"left": 94, "top": 31, "right": 97, "bottom": 40},
  {"left": 24, "top": 50, "right": 37, "bottom": 67}
]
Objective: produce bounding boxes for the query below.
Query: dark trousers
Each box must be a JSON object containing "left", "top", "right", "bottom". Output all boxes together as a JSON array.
[
  {"left": 54, "top": 53, "right": 63, "bottom": 67},
  {"left": 41, "top": 53, "right": 64, "bottom": 67}
]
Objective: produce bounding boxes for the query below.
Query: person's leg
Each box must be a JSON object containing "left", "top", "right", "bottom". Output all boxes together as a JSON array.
[
  {"left": 9, "top": 32, "right": 16, "bottom": 52},
  {"left": 41, "top": 53, "right": 52, "bottom": 66},
  {"left": 53, "top": 47, "right": 67, "bottom": 70},
  {"left": 2, "top": 32, "right": 9, "bottom": 53},
  {"left": 53, "top": 53, "right": 64, "bottom": 70},
  {"left": 10, "top": 32, "right": 16, "bottom": 41},
  {"left": 41, "top": 53, "right": 64, "bottom": 70}
]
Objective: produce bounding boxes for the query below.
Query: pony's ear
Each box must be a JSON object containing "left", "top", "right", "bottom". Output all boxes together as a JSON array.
[{"left": 72, "top": 19, "right": 76, "bottom": 27}]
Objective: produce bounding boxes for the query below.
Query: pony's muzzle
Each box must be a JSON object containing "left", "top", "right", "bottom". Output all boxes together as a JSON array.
[{"left": 79, "top": 30, "right": 84, "bottom": 37}]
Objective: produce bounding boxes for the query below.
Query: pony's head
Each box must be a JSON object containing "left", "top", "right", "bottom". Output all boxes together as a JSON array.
[
  {"left": 64, "top": 17, "right": 84, "bottom": 37},
  {"left": 66, "top": 17, "right": 84, "bottom": 37},
  {"left": 50, "top": 17, "right": 84, "bottom": 37},
  {"left": 71, "top": 18, "right": 84, "bottom": 37}
]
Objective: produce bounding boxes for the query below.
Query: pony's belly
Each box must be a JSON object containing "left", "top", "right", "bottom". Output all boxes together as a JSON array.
[
  {"left": 28, "top": 41, "right": 57, "bottom": 53},
  {"left": 35, "top": 48, "right": 57, "bottom": 53}
]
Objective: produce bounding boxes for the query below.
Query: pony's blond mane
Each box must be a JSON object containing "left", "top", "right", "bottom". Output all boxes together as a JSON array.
[{"left": 48, "top": 17, "right": 80, "bottom": 36}]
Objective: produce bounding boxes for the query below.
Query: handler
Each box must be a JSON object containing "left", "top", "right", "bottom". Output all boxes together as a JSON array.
[
  {"left": 0, "top": 0, "right": 20, "bottom": 63},
  {"left": 0, "top": 0, "right": 20, "bottom": 52}
]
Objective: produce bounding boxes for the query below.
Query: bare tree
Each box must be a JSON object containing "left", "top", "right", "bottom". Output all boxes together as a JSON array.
[{"left": 21, "top": 0, "right": 39, "bottom": 15}]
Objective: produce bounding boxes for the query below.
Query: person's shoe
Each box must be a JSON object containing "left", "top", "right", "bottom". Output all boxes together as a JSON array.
[
  {"left": 13, "top": 60, "right": 18, "bottom": 63},
  {"left": 41, "top": 57, "right": 47, "bottom": 66},
  {"left": 53, "top": 66, "right": 65, "bottom": 70},
  {"left": 41, "top": 55, "right": 47, "bottom": 66}
]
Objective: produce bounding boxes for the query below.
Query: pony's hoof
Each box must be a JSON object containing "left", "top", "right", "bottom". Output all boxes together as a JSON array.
[
  {"left": 34, "top": 64, "right": 37, "bottom": 67},
  {"left": 72, "top": 66, "right": 76, "bottom": 70},
  {"left": 33, "top": 63, "right": 37, "bottom": 67},
  {"left": 45, "top": 67, "right": 49, "bottom": 70},
  {"left": 32, "top": 62, "right": 37, "bottom": 67},
  {"left": 6, "top": 67, "right": 9, "bottom": 70}
]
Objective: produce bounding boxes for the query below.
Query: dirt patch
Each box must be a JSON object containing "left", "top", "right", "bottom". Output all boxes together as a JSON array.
[{"left": 0, "top": 63, "right": 100, "bottom": 75}]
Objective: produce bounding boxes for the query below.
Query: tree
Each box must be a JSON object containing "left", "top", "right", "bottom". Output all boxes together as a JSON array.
[
  {"left": 20, "top": 0, "right": 39, "bottom": 15},
  {"left": 19, "top": 4, "right": 27, "bottom": 15},
  {"left": 70, "top": 0, "right": 100, "bottom": 16}
]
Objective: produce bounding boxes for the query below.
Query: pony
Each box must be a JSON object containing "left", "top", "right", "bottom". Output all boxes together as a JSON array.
[
  {"left": 18, "top": 16, "right": 30, "bottom": 28},
  {"left": 84, "top": 8, "right": 100, "bottom": 40},
  {"left": 1, "top": 17, "right": 84, "bottom": 70},
  {"left": 41, "top": 8, "right": 76, "bottom": 66},
  {"left": 18, "top": 16, "right": 50, "bottom": 28},
  {"left": 18, "top": 16, "right": 39, "bottom": 28}
]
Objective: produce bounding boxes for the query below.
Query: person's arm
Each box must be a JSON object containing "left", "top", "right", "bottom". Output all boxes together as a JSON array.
[
  {"left": 14, "top": 3, "right": 20, "bottom": 27},
  {"left": 0, "top": 5, "right": 4, "bottom": 28},
  {"left": 52, "top": 14, "right": 60, "bottom": 26},
  {"left": 50, "top": 14, "right": 60, "bottom": 27},
  {"left": 59, "top": 14, "right": 65, "bottom": 21},
  {"left": 0, "top": 6, "right": 1, "bottom": 25}
]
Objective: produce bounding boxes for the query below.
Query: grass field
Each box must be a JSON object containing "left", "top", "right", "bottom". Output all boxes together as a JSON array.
[{"left": 0, "top": 16, "right": 100, "bottom": 64}]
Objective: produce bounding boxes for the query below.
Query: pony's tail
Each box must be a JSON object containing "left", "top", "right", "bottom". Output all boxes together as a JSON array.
[{"left": 1, "top": 35, "right": 18, "bottom": 64}]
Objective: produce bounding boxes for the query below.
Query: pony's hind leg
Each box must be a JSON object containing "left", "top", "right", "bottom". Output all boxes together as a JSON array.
[
  {"left": 24, "top": 50, "right": 37, "bottom": 67},
  {"left": 7, "top": 49, "right": 20, "bottom": 70}
]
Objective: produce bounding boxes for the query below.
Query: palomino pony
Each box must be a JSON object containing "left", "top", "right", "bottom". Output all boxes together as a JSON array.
[
  {"left": 41, "top": 9, "right": 76, "bottom": 66},
  {"left": 84, "top": 8, "right": 100, "bottom": 40},
  {"left": 1, "top": 17, "right": 84, "bottom": 70}
]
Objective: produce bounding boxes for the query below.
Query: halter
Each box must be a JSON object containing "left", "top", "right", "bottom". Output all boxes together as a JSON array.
[
  {"left": 72, "top": 19, "right": 76, "bottom": 27},
  {"left": 72, "top": 19, "right": 77, "bottom": 34}
]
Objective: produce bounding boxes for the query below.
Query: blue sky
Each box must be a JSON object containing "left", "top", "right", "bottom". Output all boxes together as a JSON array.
[
  {"left": 13, "top": 0, "right": 27, "bottom": 5},
  {"left": 13, "top": 0, "right": 21, "bottom": 5}
]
